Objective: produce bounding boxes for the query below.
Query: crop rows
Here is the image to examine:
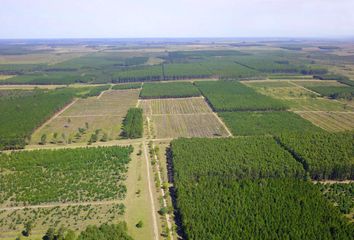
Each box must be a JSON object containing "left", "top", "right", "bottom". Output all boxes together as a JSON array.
[
  {"left": 219, "top": 111, "right": 323, "bottom": 136},
  {"left": 0, "top": 146, "right": 133, "bottom": 206},
  {"left": 195, "top": 81, "right": 288, "bottom": 111}
]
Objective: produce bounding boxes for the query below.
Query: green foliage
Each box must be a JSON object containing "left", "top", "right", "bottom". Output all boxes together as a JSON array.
[
  {"left": 278, "top": 132, "right": 354, "bottom": 180},
  {"left": 80, "top": 85, "right": 111, "bottom": 98},
  {"left": 172, "top": 137, "right": 305, "bottom": 181},
  {"left": 317, "top": 183, "right": 354, "bottom": 215},
  {"left": 0, "top": 146, "right": 133, "bottom": 205},
  {"left": 112, "top": 65, "right": 163, "bottom": 82},
  {"left": 0, "top": 88, "right": 78, "bottom": 150},
  {"left": 175, "top": 177, "right": 354, "bottom": 239},
  {"left": 196, "top": 81, "right": 287, "bottom": 111},
  {"left": 112, "top": 83, "right": 142, "bottom": 90},
  {"left": 308, "top": 86, "right": 354, "bottom": 100},
  {"left": 140, "top": 82, "right": 200, "bottom": 99},
  {"left": 122, "top": 108, "right": 143, "bottom": 139},
  {"left": 135, "top": 220, "right": 143, "bottom": 228},
  {"left": 172, "top": 137, "right": 354, "bottom": 239},
  {"left": 77, "top": 222, "right": 133, "bottom": 240},
  {"left": 220, "top": 111, "right": 323, "bottom": 136}
]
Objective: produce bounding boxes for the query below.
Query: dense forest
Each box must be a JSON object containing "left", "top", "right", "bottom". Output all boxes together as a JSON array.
[
  {"left": 172, "top": 137, "right": 354, "bottom": 239},
  {"left": 278, "top": 132, "right": 354, "bottom": 180}
]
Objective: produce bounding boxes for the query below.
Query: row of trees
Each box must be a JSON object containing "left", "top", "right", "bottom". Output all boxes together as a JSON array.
[
  {"left": 18, "top": 222, "right": 133, "bottom": 240},
  {"left": 122, "top": 108, "right": 143, "bottom": 139}
]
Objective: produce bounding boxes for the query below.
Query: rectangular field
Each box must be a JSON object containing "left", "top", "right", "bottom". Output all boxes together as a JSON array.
[
  {"left": 295, "top": 111, "right": 354, "bottom": 132},
  {"left": 140, "top": 97, "right": 212, "bottom": 115},
  {"left": 140, "top": 82, "right": 201, "bottom": 99},
  {"left": 150, "top": 114, "right": 228, "bottom": 138},
  {"left": 31, "top": 89, "right": 139, "bottom": 144},
  {"left": 219, "top": 111, "right": 323, "bottom": 136},
  {"left": 142, "top": 98, "right": 229, "bottom": 138},
  {"left": 195, "top": 81, "right": 288, "bottom": 111}
]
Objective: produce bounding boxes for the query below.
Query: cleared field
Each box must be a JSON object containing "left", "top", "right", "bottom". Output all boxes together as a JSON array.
[
  {"left": 143, "top": 98, "right": 229, "bottom": 138},
  {"left": 295, "top": 111, "right": 354, "bottom": 132},
  {"left": 0, "top": 75, "right": 14, "bottom": 80},
  {"left": 31, "top": 89, "right": 139, "bottom": 144},
  {"left": 283, "top": 98, "right": 352, "bottom": 111},
  {"left": 31, "top": 116, "right": 122, "bottom": 144},
  {"left": 252, "top": 86, "right": 317, "bottom": 99},
  {"left": 62, "top": 89, "right": 139, "bottom": 116},
  {"left": 243, "top": 81, "right": 294, "bottom": 88},
  {"left": 150, "top": 114, "right": 228, "bottom": 138},
  {"left": 140, "top": 97, "right": 212, "bottom": 115},
  {"left": 295, "top": 80, "right": 347, "bottom": 87}
]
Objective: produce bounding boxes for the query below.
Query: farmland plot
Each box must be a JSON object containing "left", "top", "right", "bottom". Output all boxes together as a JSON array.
[
  {"left": 140, "top": 97, "right": 212, "bottom": 115},
  {"left": 31, "top": 89, "right": 139, "bottom": 144},
  {"left": 142, "top": 98, "right": 229, "bottom": 138},
  {"left": 296, "top": 111, "right": 354, "bottom": 132}
]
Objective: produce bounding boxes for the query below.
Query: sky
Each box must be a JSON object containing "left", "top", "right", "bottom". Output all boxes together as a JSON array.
[{"left": 1, "top": 0, "right": 354, "bottom": 39}]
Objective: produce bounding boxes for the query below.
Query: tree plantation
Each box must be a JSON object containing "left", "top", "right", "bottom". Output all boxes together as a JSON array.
[
  {"left": 1, "top": 39, "right": 354, "bottom": 239},
  {"left": 0, "top": 146, "right": 132, "bottom": 205}
]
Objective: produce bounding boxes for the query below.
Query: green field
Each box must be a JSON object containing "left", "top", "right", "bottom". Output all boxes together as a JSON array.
[
  {"left": 140, "top": 82, "right": 200, "bottom": 98},
  {"left": 0, "top": 146, "right": 132, "bottom": 205},
  {"left": 219, "top": 111, "right": 323, "bottom": 136},
  {"left": 196, "top": 81, "right": 288, "bottom": 111}
]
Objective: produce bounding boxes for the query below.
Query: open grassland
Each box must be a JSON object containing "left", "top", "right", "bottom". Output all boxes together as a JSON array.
[
  {"left": 140, "top": 82, "right": 200, "bottom": 99},
  {"left": 142, "top": 98, "right": 229, "bottom": 138},
  {"left": 140, "top": 97, "right": 212, "bottom": 115},
  {"left": 295, "top": 111, "right": 354, "bottom": 132},
  {"left": 0, "top": 203, "right": 125, "bottom": 239},
  {"left": 171, "top": 137, "right": 354, "bottom": 239},
  {"left": 283, "top": 98, "right": 353, "bottom": 111},
  {"left": 196, "top": 81, "right": 288, "bottom": 111},
  {"left": 61, "top": 90, "right": 139, "bottom": 116},
  {"left": 219, "top": 111, "right": 323, "bottom": 136},
  {"left": 0, "top": 75, "right": 15, "bottom": 80},
  {"left": 294, "top": 80, "right": 347, "bottom": 87},
  {"left": 31, "top": 89, "right": 139, "bottom": 145}
]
